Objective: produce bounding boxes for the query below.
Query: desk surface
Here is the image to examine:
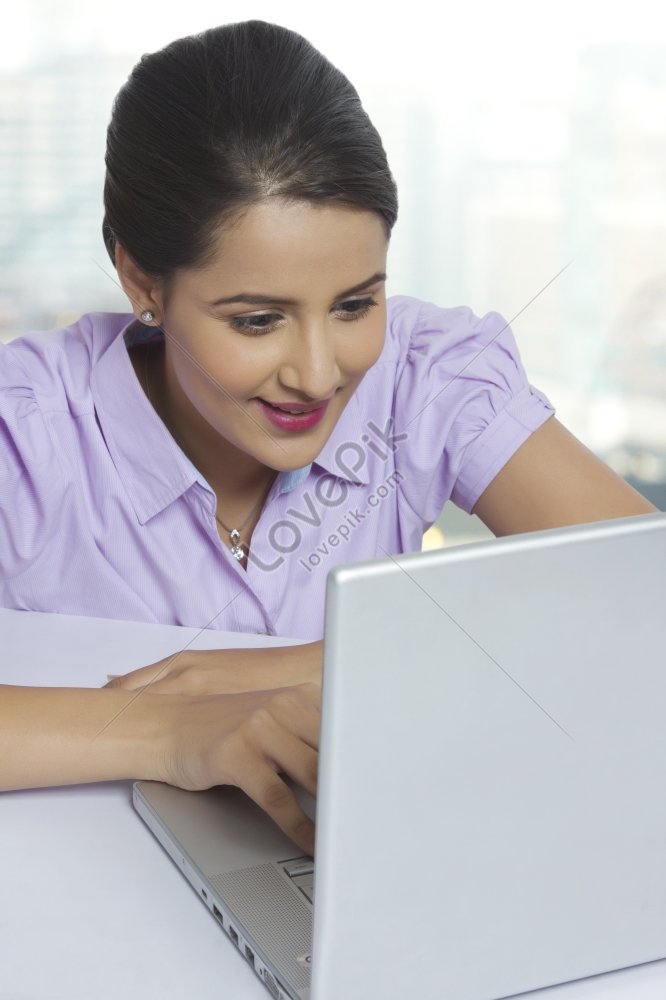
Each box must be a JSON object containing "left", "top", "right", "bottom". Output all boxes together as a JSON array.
[{"left": 2, "top": 607, "right": 666, "bottom": 1000}]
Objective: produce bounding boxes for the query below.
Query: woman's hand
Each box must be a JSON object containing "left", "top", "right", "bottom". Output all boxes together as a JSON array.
[
  {"left": 0, "top": 678, "right": 320, "bottom": 856},
  {"left": 103, "top": 640, "right": 323, "bottom": 697},
  {"left": 103, "top": 641, "right": 323, "bottom": 853},
  {"left": 156, "top": 682, "right": 320, "bottom": 855}
]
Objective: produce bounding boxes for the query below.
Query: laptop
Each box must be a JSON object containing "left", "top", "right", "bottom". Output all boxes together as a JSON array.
[{"left": 134, "top": 511, "right": 666, "bottom": 1000}]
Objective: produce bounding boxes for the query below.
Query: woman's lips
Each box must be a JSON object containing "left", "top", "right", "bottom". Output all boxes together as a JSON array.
[
  {"left": 254, "top": 397, "right": 330, "bottom": 431},
  {"left": 259, "top": 399, "right": 330, "bottom": 413}
]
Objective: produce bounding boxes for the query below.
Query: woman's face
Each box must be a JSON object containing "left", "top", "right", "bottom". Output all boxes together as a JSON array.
[{"left": 154, "top": 197, "right": 389, "bottom": 481}]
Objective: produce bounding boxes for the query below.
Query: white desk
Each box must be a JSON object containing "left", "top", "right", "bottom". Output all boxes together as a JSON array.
[{"left": 2, "top": 607, "right": 666, "bottom": 1000}]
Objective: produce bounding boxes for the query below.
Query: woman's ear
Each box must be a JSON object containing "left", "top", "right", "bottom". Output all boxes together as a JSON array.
[{"left": 114, "top": 243, "right": 163, "bottom": 320}]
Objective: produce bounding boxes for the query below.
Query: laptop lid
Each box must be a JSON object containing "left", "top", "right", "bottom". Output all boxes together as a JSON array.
[{"left": 311, "top": 512, "right": 666, "bottom": 1000}]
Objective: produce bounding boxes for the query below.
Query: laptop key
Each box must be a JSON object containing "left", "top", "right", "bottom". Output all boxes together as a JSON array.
[{"left": 283, "top": 857, "right": 314, "bottom": 878}]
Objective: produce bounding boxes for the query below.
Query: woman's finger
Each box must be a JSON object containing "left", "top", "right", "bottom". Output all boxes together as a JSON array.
[
  {"left": 266, "top": 685, "right": 321, "bottom": 752},
  {"left": 237, "top": 696, "right": 319, "bottom": 843},
  {"left": 236, "top": 758, "right": 316, "bottom": 856},
  {"left": 102, "top": 656, "right": 175, "bottom": 690},
  {"left": 265, "top": 732, "right": 319, "bottom": 799}
]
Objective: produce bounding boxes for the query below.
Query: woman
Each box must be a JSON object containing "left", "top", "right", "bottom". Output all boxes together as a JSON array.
[{"left": 0, "top": 21, "right": 657, "bottom": 854}]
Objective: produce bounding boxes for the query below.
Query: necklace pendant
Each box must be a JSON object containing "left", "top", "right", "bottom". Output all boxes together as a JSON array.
[
  {"left": 229, "top": 528, "right": 241, "bottom": 544},
  {"left": 230, "top": 543, "right": 246, "bottom": 561}
]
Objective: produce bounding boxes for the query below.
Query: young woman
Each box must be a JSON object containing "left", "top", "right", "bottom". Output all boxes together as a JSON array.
[{"left": 0, "top": 21, "right": 657, "bottom": 854}]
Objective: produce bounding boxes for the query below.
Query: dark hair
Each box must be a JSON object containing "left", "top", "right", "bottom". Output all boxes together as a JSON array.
[{"left": 102, "top": 20, "right": 398, "bottom": 306}]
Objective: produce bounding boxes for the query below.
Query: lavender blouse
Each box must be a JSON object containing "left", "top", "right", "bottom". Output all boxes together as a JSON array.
[{"left": 0, "top": 296, "right": 554, "bottom": 640}]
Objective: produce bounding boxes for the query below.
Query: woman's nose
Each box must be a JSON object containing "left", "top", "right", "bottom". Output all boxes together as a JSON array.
[{"left": 277, "top": 321, "right": 341, "bottom": 400}]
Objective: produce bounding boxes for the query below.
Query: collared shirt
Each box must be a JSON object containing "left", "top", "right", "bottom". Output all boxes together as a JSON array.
[{"left": 0, "top": 295, "right": 554, "bottom": 640}]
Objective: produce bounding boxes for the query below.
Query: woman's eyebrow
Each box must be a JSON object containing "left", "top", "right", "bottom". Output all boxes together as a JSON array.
[{"left": 206, "top": 272, "right": 387, "bottom": 308}]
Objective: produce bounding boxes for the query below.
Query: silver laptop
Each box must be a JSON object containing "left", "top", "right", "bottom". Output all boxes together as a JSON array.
[{"left": 134, "top": 511, "right": 666, "bottom": 1000}]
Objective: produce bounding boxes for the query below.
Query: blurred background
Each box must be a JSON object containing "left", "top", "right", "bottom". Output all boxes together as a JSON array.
[{"left": 1, "top": 0, "right": 665, "bottom": 547}]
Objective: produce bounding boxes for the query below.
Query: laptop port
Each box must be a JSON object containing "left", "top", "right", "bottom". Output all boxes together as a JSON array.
[
  {"left": 262, "top": 969, "right": 281, "bottom": 999},
  {"left": 229, "top": 925, "right": 239, "bottom": 946},
  {"left": 244, "top": 944, "right": 255, "bottom": 965},
  {"left": 212, "top": 905, "right": 223, "bottom": 925}
]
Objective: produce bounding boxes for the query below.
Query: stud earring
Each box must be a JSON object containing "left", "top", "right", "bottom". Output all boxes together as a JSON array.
[{"left": 140, "top": 309, "right": 155, "bottom": 323}]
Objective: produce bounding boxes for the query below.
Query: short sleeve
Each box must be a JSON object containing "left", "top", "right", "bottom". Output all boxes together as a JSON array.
[
  {"left": 0, "top": 345, "right": 36, "bottom": 480},
  {"left": 0, "top": 344, "right": 63, "bottom": 579},
  {"left": 389, "top": 297, "right": 555, "bottom": 523}
]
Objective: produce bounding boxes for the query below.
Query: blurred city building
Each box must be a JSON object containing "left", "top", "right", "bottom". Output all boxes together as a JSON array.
[{"left": 0, "top": 50, "right": 132, "bottom": 339}]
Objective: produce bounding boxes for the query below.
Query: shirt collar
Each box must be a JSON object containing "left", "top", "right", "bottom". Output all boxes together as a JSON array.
[
  {"left": 91, "top": 315, "right": 199, "bottom": 525},
  {"left": 91, "top": 314, "right": 369, "bottom": 525}
]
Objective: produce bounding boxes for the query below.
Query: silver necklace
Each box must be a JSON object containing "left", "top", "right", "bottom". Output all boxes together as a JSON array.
[
  {"left": 216, "top": 492, "right": 271, "bottom": 563},
  {"left": 142, "top": 338, "right": 271, "bottom": 563}
]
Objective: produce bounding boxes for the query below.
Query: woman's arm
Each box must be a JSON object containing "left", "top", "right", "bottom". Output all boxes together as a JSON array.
[
  {"left": 472, "top": 416, "right": 659, "bottom": 535},
  {"left": 0, "top": 682, "right": 318, "bottom": 854},
  {"left": 104, "top": 638, "right": 323, "bottom": 695},
  {"left": 0, "top": 685, "right": 163, "bottom": 788}
]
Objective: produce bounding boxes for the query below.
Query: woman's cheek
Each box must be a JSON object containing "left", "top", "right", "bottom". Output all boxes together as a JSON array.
[
  {"left": 192, "top": 338, "right": 264, "bottom": 398},
  {"left": 345, "top": 312, "right": 387, "bottom": 375}
]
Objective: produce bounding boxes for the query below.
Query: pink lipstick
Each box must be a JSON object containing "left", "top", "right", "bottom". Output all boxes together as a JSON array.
[{"left": 254, "top": 397, "right": 330, "bottom": 431}]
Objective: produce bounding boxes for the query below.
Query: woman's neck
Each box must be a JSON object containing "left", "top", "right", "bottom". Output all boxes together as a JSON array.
[{"left": 132, "top": 339, "right": 278, "bottom": 500}]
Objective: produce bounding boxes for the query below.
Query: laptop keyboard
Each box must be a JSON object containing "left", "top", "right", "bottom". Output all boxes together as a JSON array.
[{"left": 282, "top": 857, "right": 315, "bottom": 904}]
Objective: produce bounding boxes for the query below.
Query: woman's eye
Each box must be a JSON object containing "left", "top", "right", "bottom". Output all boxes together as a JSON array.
[
  {"left": 334, "top": 296, "right": 379, "bottom": 320},
  {"left": 228, "top": 296, "right": 378, "bottom": 335},
  {"left": 229, "top": 313, "right": 281, "bottom": 334}
]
